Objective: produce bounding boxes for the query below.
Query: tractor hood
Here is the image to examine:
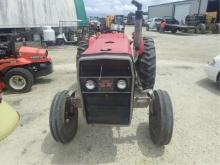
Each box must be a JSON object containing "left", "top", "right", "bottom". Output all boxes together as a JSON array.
[
  {"left": 83, "top": 33, "right": 132, "bottom": 56},
  {"left": 19, "top": 46, "right": 48, "bottom": 60}
]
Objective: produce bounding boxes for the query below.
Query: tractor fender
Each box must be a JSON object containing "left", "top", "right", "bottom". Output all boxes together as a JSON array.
[{"left": 0, "top": 58, "right": 32, "bottom": 74}]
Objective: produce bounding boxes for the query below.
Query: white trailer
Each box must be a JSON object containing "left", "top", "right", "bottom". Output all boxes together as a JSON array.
[
  {"left": 0, "top": 0, "right": 78, "bottom": 28},
  {"left": 148, "top": 0, "right": 209, "bottom": 24}
]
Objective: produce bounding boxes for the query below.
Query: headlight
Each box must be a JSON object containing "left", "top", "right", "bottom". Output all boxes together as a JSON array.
[
  {"left": 117, "top": 80, "right": 127, "bottom": 90},
  {"left": 85, "top": 80, "right": 96, "bottom": 90}
]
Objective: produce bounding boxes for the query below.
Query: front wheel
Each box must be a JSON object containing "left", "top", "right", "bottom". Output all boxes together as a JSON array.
[
  {"left": 49, "top": 90, "right": 78, "bottom": 144},
  {"left": 149, "top": 89, "right": 173, "bottom": 146},
  {"left": 4, "top": 68, "right": 34, "bottom": 93}
]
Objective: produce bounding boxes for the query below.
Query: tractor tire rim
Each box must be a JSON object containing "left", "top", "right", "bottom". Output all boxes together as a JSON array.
[{"left": 9, "top": 75, "right": 26, "bottom": 90}]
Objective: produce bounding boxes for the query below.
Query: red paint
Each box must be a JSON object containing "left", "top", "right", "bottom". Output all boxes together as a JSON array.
[
  {"left": 0, "top": 81, "right": 5, "bottom": 102},
  {"left": 99, "top": 79, "right": 113, "bottom": 89},
  {"left": 0, "top": 46, "right": 51, "bottom": 73},
  {"left": 83, "top": 33, "right": 132, "bottom": 56}
]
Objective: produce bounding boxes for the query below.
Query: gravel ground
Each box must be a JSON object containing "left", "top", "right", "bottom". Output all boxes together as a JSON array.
[{"left": 0, "top": 26, "right": 220, "bottom": 165}]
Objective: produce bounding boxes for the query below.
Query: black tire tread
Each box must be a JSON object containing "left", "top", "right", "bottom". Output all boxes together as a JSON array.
[
  {"left": 149, "top": 89, "right": 173, "bottom": 146},
  {"left": 49, "top": 90, "right": 78, "bottom": 144},
  {"left": 77, "top": 41, "right": 88, "bottom": 60},
  {"left": 4, "top": 67, "right": 34, "bottom": 93},
  {"left": 137, "top": 37, "right": 156, "bottom": 89}
]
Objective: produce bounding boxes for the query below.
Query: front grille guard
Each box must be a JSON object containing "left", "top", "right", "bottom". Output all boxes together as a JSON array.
[{"left": 71, "top": 55, "right": 152, "bottom": 125}]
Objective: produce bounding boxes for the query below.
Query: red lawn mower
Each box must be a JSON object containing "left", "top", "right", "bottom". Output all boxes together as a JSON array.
[
  {"left": 50, "top": 0, "right": 174, "bottom": 146},
  {"left": 0, "top": 35, "right": 53, "bottom": 93}
]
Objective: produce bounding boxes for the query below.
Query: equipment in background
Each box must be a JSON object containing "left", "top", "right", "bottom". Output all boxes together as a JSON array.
[
  {"left": 105, "top": 16, "right": 115, "bottom": 30},
  {"left": 42, "top": 26, "right": 56, "bottom": 46},
  {"left": 0, "top": 34, "right": 53, "bottom": 93},
  {"left": 127, "top": 12, "right": 136, "bottom": 25},
  {"left": 56, "top": 21, "right": 87, "bottom": 45},
  {"left": 110, "top": 15, "right": 125, "bottom": 32},
  {"left": 49, "top": 0, "right": 174, "bottom": 147}
]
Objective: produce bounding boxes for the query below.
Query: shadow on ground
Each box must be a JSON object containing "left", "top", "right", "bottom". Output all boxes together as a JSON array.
[
  {"left": 197, "top": 78, "right": 220, "bottom": 96},
  {"left": 41, "top": 122, "right": 164, "bottom": 164},
  {"left": 136, "top": 123, "right": 165, "bottom": 157},
  {"left": 172, "top": 32, "right": 198, "bottom": 36},
  {"left": 34, "top": 78, "right": 53, "bottom": 85}
]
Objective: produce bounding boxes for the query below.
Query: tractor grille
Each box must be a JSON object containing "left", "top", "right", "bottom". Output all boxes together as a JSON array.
[{"left": 79, "top": 58, "right": 133, "bottom": 125}]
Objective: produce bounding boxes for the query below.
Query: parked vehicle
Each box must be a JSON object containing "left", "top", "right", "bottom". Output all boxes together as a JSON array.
[
  {"left": 0, "top": 34, "right": 53, "bottom": 93},
  {"left": 111, "top": 15, "right": 125, "bottom": 32},
  {"left": 159, "top": 16, "right": 180, "bottom": 33},
  {"left": 146, "top": 17, "right": 163, "bottom": 31},
  {"left": 49, "top": 0, "right": 174, "bottom": 146},
  {"left": 204, "top": 55, "right": 220, "bottom": 84}
]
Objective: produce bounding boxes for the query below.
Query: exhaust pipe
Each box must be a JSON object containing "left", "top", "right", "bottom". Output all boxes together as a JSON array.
[{"left": 132, "top": 0, "right": 143, "bottom": 51}]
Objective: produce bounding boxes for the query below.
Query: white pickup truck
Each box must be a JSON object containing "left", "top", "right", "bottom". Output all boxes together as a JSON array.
[
  {"left": 146, "top": 17, "right": 163, "bottom": 31},
  {"left": 204, "top": 55, "right": 220, "bottom": 84}
]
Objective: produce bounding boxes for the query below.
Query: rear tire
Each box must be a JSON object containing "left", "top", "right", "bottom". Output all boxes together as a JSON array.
[
  {"left": 4, "top": 68, "right": 34, "bottom": 93},
  {"left": 212, "top": 23, "right": 220, "bottom": 34},
  {"left": 49, "top": 90, "right": 78, "bottom": 144},
  {"left": 149, "top": 90, "right": 173, "bottom": 146},
  {"left": 171, "top": 28, "right": 177, "bottom": 34},
  {"left": 136, "top": 37, "right": 156, "bottom": 89},
  {"left": 196, "top": 23, "right": 206, "bottom": 34},
  {"left": 77, "top": 41, "right": 88, "bottom": 60},
  {"left": 146, "top": 25, "right": 149, "bottom": 31}
]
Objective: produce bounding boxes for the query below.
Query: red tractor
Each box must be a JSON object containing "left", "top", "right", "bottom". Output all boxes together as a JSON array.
[
  {"left": 0, "top": 35, "right": 53, "bottom": 93},
  {"left": 50, "top": 0, "right": 173, "bottom": 146}
]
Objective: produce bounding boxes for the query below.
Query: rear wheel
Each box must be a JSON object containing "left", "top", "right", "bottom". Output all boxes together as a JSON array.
[
  {"left": 212, "top": 23, "right": 220, "bottom": 34},
  {"left": 171, "top": 28, "right": 177, "bottom": 34},
  {"left": 49, "top": 90, "right": 78, "bottom": 144},
  {"left": 77, "top": 41, "right": 88, "bottom": 60},
  {"left": 136, "top": 37, "right": 156, "bottom": 89},
  {"left": 146, "top": 25, "right": 149, "bottom": 31},
  {"left": 196, "top": 23, "right": 206, "bottom": 34},
  {"left": 4, "top": 68, "right": 34, "bottom": 93},
  {"left": 149, "top": 90, "right": 173, "bottom": 146}
]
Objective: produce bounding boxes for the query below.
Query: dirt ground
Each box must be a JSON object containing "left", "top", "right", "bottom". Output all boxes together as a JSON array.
[{"left": 1, "top": 27, "right": 220, "bottom": 165}]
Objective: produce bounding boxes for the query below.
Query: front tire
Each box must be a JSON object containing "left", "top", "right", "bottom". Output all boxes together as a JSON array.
[
  {"left": 49, "top": 90, "right": 78, "bottom": 144},
  {"left": 4, "top": 68, "right": 34, "bottom": 93},
  {"left": 149, "top": 90, "right": 173, "bottom": 146},
  {"left": 136, "top": 37, "right": 156, "bottom": 89}
]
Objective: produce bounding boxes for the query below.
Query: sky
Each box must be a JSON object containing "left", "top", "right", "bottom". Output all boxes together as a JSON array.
[{"left": 84, "top": 0, "right": 182, "bottom": 16}]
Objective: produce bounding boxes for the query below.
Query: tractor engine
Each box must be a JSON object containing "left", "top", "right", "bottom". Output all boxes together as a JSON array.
[{"left": 78, "top": 33, "right": 134, "bottom": 125}]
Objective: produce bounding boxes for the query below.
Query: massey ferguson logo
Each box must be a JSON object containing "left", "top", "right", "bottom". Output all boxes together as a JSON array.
[{"left": 99, "top": 79, "right": 113, "bottom": 88}]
